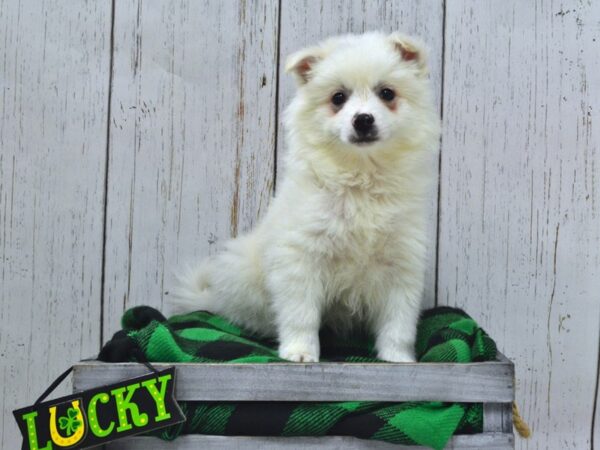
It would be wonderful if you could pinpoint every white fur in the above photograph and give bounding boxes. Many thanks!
[171,32,440,363]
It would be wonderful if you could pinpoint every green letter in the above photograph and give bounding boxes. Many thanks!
[111,383,148,432]
[88,393,114,437]
[141,374,172,422]
[21,411,52,450]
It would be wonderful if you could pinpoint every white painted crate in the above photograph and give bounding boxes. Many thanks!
[73,354,515,449]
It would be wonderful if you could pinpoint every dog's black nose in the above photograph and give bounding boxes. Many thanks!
[353,113,375,135]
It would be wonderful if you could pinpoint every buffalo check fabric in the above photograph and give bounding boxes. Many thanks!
[99,306,497,449]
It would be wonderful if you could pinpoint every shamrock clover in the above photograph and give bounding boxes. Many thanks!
[58,407,82,436]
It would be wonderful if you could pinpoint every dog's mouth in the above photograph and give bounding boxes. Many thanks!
[349,135,379,146]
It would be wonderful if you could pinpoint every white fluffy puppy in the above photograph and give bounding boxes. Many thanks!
[172,32,440,363]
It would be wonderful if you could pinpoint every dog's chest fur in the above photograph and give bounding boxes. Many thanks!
[322,186,394,251]
[303,171,414,280]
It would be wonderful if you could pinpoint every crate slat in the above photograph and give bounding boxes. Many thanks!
[483,403,513,433]
[104,433,514,449]
[73,356,514,403]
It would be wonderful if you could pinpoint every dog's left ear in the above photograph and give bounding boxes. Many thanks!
[285,46,324,85]
[388,33,429,77]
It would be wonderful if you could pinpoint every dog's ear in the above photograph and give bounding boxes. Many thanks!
[388,33,428,76]
[285,46,323,85]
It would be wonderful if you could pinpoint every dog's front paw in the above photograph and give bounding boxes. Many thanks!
[280,350,319,363]
[279,341,319,363]
[377,346,416,363]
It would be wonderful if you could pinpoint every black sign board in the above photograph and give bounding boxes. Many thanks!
[13,367,185,450]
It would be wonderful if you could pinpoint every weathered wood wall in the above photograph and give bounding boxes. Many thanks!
[1,1,598,449]
[0,1,111,448]
[102,0,279,339]
[438,2,600,448]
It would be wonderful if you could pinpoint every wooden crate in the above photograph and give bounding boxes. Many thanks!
[73,354,515,449]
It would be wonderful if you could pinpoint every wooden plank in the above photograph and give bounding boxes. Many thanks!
[105,433,514,450]
[102,0,279,339]
[595,358,599,449]
[439,1,600,449]
[0,0,111,448]
[72,360,514,402]
[484,403,513,433]
[277,0,444,308]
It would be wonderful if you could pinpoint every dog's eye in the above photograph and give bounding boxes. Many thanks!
[331,92,347,106]
[378,88,396,102]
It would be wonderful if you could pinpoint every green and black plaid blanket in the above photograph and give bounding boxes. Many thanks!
[99,306,496,449]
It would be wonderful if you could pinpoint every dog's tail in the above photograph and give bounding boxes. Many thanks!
[169,260,216,314]
[167,236,273,335]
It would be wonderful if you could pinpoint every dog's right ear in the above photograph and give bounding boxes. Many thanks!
[285,46,323,85]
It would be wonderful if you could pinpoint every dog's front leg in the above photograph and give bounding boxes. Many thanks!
[374,285,422,363]
[267,262,323,363]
